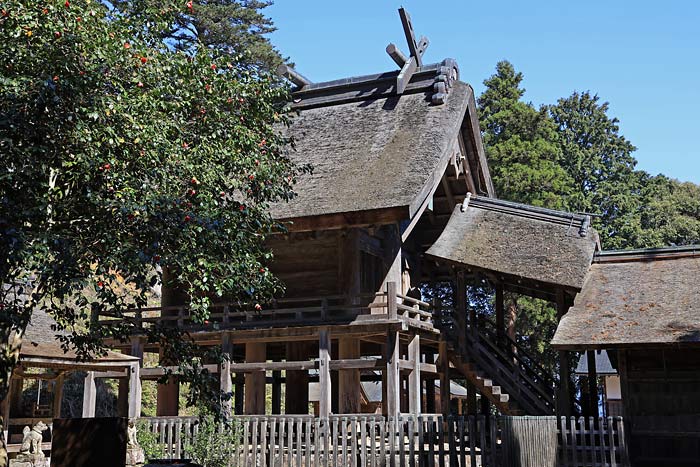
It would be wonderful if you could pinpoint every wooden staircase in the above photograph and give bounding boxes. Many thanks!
[437,307,557,416]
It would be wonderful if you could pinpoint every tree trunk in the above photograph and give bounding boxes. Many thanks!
[0,327,23,467]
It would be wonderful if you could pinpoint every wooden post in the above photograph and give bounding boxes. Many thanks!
[128,362,142,418]
[425,378,436,413]
[495,282,505,341]
[387,282,398,320]
[1,389,10,445]
[318,327,332,418]
[82,371,97,418]
[456,273,468,351]
[244,342,266,414]
[385,330,401,419]
[438,340,451,415]
[221,333,233,417]
[271,370,282,415]
[556,289,572,416]
[587,350,598,417]
[408,334,421,415]
[285,342,309,414]
[466,380,477,415]
[53,373,64,419]
[338,338,361,414]
[234,375,244,415]
[8,377,23,417]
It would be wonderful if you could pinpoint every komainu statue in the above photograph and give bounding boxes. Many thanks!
[125,418,146,467]
[10,421,48,467]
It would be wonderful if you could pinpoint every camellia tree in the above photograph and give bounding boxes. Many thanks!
[0,0,304,462]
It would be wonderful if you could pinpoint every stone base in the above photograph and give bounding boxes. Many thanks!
[10,453,48,467]
[126,445,146,466]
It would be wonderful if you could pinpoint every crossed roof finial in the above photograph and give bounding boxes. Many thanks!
[386,7,430,95]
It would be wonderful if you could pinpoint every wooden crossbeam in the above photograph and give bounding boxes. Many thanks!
[388,7,430,95]
[399,7,423,67]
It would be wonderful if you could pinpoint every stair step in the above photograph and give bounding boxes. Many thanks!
[490,386,502,396]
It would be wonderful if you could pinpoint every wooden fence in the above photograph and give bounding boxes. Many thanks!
[141,414,628,467]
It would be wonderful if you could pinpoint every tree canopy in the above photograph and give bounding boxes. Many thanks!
[0,0,301,460]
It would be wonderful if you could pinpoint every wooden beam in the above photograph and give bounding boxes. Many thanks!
[277,205,409,233]
[338,338,361,414]
[495,282,505,341]
[244,342,266,414]
[52,373,64,419]
[386,43,408,67]
[82,371,96,418]
[276,64,312,88]
[441,177,456,211]
[398,7,423,66]
[230,361,317,373]
[318,327,332,418]
[385,330,401,419]
[271,370,282,415]
[408,335,421,415]
[396,56,417,95]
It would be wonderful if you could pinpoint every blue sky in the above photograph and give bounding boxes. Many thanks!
[267,1,700,184]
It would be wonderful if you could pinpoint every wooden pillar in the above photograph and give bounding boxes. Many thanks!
[480,391,490,415]
[128,362,142,418]
[244,342,266,415]
[425,378,436,413]
[82,371,97,418]
[556,289,572,416]
[8,377,23,417]
[156,361,179,416]
[587,350,598,417]
[408,335,421,415]
[385,330,400,419]
[338,338,361,414]
[318,328,332,418]
[53,373,64,419]
[271,371,282,415]
[285,343,309,414]
[438,340,451,415]
[495,282,505,341]
[234,375,244,415]
[466,380,478,415]
[1,389,10,445]
[221,333,233,417]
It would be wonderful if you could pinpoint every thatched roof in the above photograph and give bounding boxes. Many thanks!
[270,60,493,227]
[426,197,599,292]
[552,246,700,350]
[20,309,137,365]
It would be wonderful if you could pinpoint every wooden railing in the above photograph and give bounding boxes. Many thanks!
[97,282,437,332]
[141,414,628,467]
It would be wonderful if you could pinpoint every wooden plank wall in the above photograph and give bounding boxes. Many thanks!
[142,414,628,467]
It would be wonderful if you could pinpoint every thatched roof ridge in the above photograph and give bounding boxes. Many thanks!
[270,59,493,227]
[552,246,700,349]
[425,197,599,292]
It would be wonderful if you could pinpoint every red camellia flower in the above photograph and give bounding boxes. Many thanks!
[210,63,216,70]
[64,0,69,7]
[97,281,104,288]
[248,174,255,181]
[186,0,193,9]
[76,16,81,21]
[124,42,131,49]
[259,267,265,273]
[136,82,143,88]
[219,191,225,198]
[53,75,59,82]
[140,56,148,64]
[254,159,260,166]
[190,177,198,185]
[254,304,262,311]
[182,142,189,150]
[188,189,196,196]
[184,215,191,222]
[239,205,245,211]
[54,31,61,38]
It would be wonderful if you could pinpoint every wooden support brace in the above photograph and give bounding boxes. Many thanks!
[386,43,408,67]
[438,340,450,415]
[396,56,417,95]
[587,350,598,417]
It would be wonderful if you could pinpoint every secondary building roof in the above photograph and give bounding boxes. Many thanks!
[271,60,493,230]
[426,197,599,294]
[552,246,700,350]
